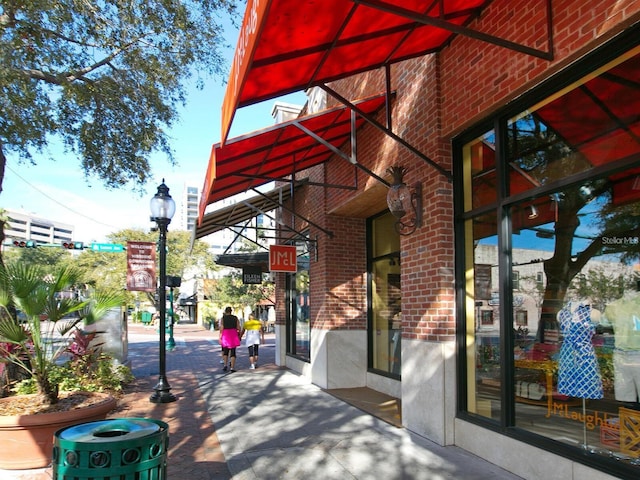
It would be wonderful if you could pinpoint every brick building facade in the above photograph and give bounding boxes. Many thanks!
[200,2,640,478]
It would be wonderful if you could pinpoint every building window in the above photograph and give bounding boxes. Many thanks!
[368,212,401,377]
[480,310,494,326]
[457,43,640,476]
[512,270,520,290]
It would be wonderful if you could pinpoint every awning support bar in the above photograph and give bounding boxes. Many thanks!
[251,188,334,238]
[321,83,454,181]
[292,120,390,187]
[232,172,358,191]
[385,64,392,130]
[227,226,270,252]
[354,0,554,61]
[242,201,310,241]
[223,218,257,255]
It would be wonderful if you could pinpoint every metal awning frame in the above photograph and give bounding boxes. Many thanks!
[243,102,397,239]
[353,0,554,62]
[322,0,553,181]
[249,187,334,239]
[194,183,323,253]
[290,111,392,187]
[199,94,396,249]
[321,78,455,181]
[223,218,264,255]
[229,94,394,193]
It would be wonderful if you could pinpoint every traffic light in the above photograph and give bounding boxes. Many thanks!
[62,241,84,250]
[13,240,37,248]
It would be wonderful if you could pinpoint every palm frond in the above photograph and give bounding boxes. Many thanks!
[82,290,125,325]
[0,261,124,405]
[0,317,29,344]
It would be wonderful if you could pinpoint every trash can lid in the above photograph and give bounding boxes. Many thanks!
[58,419,161,443]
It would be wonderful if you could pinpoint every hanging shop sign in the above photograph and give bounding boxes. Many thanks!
[269,245,297,272]
[243,266,263,284]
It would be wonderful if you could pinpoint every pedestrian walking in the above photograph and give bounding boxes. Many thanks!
[243,313,265,369]
[217,317,224,364]
[220,307,242,372]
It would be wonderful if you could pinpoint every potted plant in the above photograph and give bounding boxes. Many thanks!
[0,262,126,470]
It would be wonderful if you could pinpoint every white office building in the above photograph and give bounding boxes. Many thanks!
[3,209,74,246]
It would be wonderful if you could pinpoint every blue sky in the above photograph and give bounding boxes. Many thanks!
[1,19,306,244]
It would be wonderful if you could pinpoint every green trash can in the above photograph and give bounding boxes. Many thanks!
[141,311,153,325]
[52,418,169,479]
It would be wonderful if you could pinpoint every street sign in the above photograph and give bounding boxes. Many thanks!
[91,243,125,252]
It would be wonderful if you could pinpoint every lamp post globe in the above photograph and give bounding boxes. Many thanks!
[150,182,176,221]
[150,180,177,404]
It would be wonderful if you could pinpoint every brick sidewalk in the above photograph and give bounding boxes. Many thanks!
[0,322,264,479]
[115,322,232,479]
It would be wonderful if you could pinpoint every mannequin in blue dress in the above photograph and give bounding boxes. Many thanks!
[556,302,603,399]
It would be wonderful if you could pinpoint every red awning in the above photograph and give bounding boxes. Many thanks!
[200,93,387,222]
[534,51,640,205]
[470,49,640,241]
[222,0,494,144]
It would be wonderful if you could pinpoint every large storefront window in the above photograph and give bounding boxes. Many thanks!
[368,212,401,376]
[459,44,640,476]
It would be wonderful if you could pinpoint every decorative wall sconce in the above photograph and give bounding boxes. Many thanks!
[527,205,539,219]
[386,166,423,235]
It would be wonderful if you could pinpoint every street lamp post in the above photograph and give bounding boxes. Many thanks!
[149,180,177,404]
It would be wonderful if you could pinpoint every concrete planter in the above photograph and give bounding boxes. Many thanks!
[0,393,116,470]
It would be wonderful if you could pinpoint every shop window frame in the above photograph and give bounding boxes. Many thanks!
[452,26,640,479]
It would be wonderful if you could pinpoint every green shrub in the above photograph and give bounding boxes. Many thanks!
[13,353,133,396]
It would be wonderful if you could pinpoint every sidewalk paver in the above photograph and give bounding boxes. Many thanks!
[0,322,522,480]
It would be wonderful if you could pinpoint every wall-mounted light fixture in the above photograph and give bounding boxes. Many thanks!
[386,166,422,235]
[528,205,539,219]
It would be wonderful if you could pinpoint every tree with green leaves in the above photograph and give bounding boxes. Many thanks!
[507,114,640,341]
[2,227,217,310]
[2,239,69,269]
[568,266,633,314]
[204,271,275,319]
[73,227,217,308]
[0,0,239,245]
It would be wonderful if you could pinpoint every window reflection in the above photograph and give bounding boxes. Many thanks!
[510,185,640,451]
[293,270,310,357]
[463,47,640,469]
[286,246,310,361]
[469,217,502,421]
[369,212,402,376]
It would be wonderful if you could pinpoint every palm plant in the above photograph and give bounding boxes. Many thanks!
[0,262,123,405]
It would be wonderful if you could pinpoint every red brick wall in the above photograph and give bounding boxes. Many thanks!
[441,0,640,136]
[276,0,640,340]
[312,215,367,330]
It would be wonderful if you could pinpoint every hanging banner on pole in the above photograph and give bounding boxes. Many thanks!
[269,244,297,272]
[126,241,156,292]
